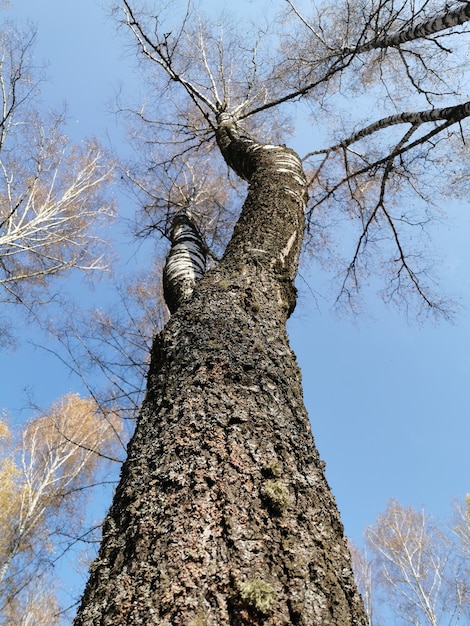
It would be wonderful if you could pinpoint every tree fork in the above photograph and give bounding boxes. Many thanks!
[74,128,368,625]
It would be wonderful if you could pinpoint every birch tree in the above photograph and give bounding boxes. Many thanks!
[455,494,470,557]
[74,0,470,623]
[349,541,375,624]
[0,395,121,624]
[360,498,470,625]
[0,19,114,318]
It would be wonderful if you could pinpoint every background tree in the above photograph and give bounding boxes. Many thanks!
[0,395,121,624]
[73,0,470,624]
[0,18,114,337]
[349,541,374,624]
[351,497,470,625]
[47,259,168,439]
[454,494,470,558]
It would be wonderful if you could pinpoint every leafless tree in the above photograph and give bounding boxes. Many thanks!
[118,0,470,318]
[364,498,470,625]
[349,540,375,623]
[73,1,470,623]
[454,493,470,557]
[0,19,115,316]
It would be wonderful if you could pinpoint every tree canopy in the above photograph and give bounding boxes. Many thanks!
[0,17,114,341]
[2,0,470,621]
[117,0,470,320]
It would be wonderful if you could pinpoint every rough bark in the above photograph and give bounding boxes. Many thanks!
[74,120,368,625]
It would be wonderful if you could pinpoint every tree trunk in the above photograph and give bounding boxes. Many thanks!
[74,119,368,625]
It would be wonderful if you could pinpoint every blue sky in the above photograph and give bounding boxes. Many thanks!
[2,0,470,582]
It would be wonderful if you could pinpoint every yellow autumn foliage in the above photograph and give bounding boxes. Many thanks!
[0,421,21,559]
[0,394,122,623]
[21,394,120,499]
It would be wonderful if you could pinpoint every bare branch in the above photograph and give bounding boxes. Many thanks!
[0,23,115,312]
[352,0,470,53]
